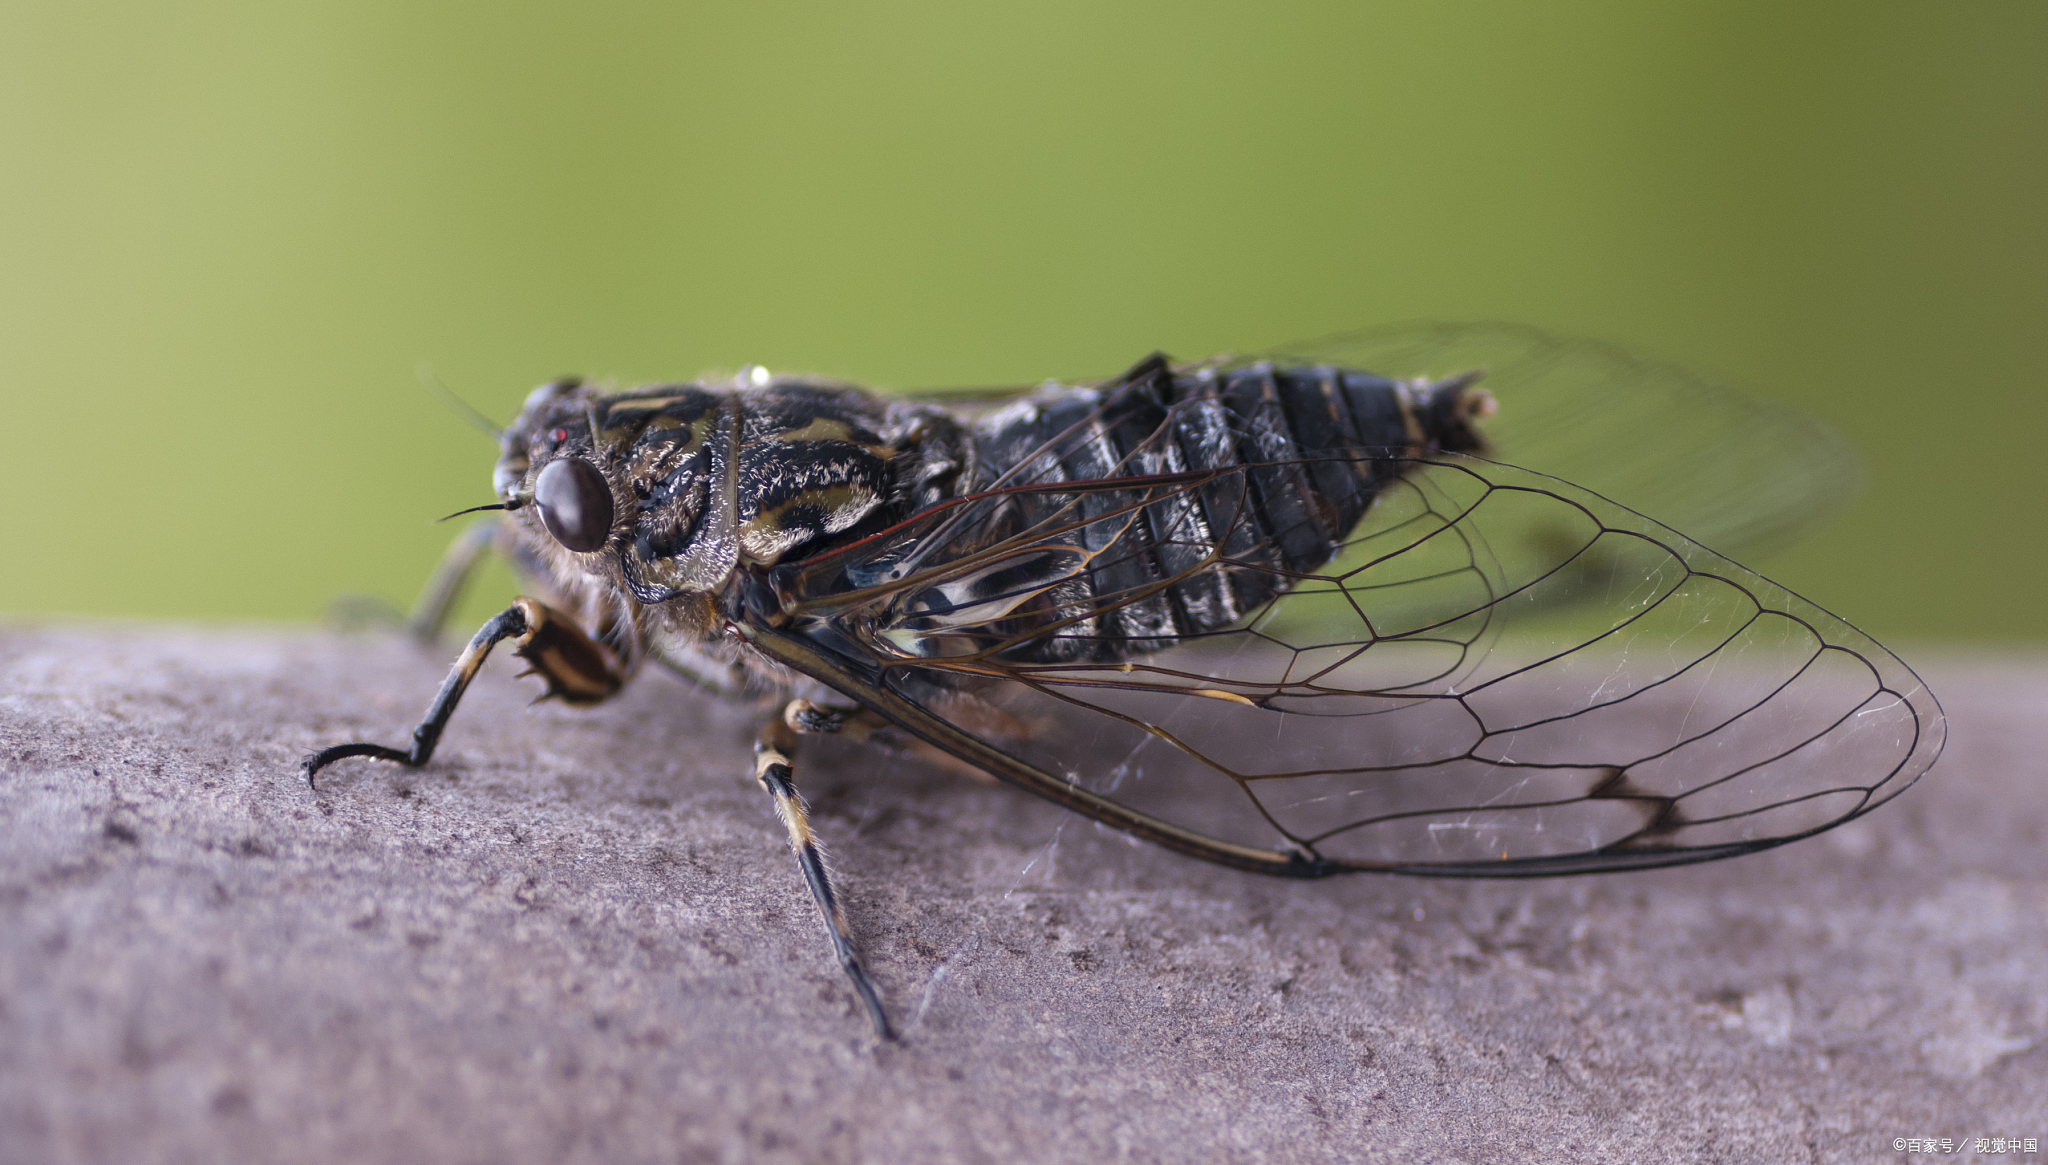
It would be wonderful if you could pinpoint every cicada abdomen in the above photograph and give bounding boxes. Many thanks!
[882,354,1494,665]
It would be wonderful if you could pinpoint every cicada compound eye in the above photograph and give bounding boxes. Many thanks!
[533,457,614,553]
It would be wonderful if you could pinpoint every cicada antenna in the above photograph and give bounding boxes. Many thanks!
[416,364,505,440]
[436,499,524,523]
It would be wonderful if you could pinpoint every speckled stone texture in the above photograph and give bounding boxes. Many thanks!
[0,625,2039,1164]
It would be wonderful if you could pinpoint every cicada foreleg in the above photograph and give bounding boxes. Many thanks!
[327,516,508,641]
[754,710,895,1041]
[303,596,626,790]
[403,516,506,643]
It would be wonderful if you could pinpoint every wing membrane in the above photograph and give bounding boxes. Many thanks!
[756,453,1940,876]
[897,322,1860,562]
[1249,322,1861,560]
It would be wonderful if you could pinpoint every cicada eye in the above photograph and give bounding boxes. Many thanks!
[533,457,614,553]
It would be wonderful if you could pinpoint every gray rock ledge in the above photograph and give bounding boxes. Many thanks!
[0,625,2040,1164]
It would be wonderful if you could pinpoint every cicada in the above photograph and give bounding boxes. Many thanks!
[304,324,1945,1039]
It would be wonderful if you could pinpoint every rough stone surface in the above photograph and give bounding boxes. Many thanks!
[0,624,2040,1164]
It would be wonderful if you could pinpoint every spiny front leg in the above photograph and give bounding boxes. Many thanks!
[304,596,626,790]
[754,712,895,1040]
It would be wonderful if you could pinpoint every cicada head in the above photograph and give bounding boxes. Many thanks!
[495,377,731,601]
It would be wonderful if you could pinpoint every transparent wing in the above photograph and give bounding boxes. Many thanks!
[756,453,1940,875]
[1246,321,1860,561]
[901,323,1860,561]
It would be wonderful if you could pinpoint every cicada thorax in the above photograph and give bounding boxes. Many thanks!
[496,377,971,609]
[923,355,1493,665]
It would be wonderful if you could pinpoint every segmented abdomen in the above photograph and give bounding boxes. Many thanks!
[964,356,1486,664]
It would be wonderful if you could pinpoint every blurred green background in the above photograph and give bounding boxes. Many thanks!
[2,1,2042,642]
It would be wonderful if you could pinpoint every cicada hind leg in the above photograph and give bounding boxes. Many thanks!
[302,597,625,789]
[755,706,896,1041]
